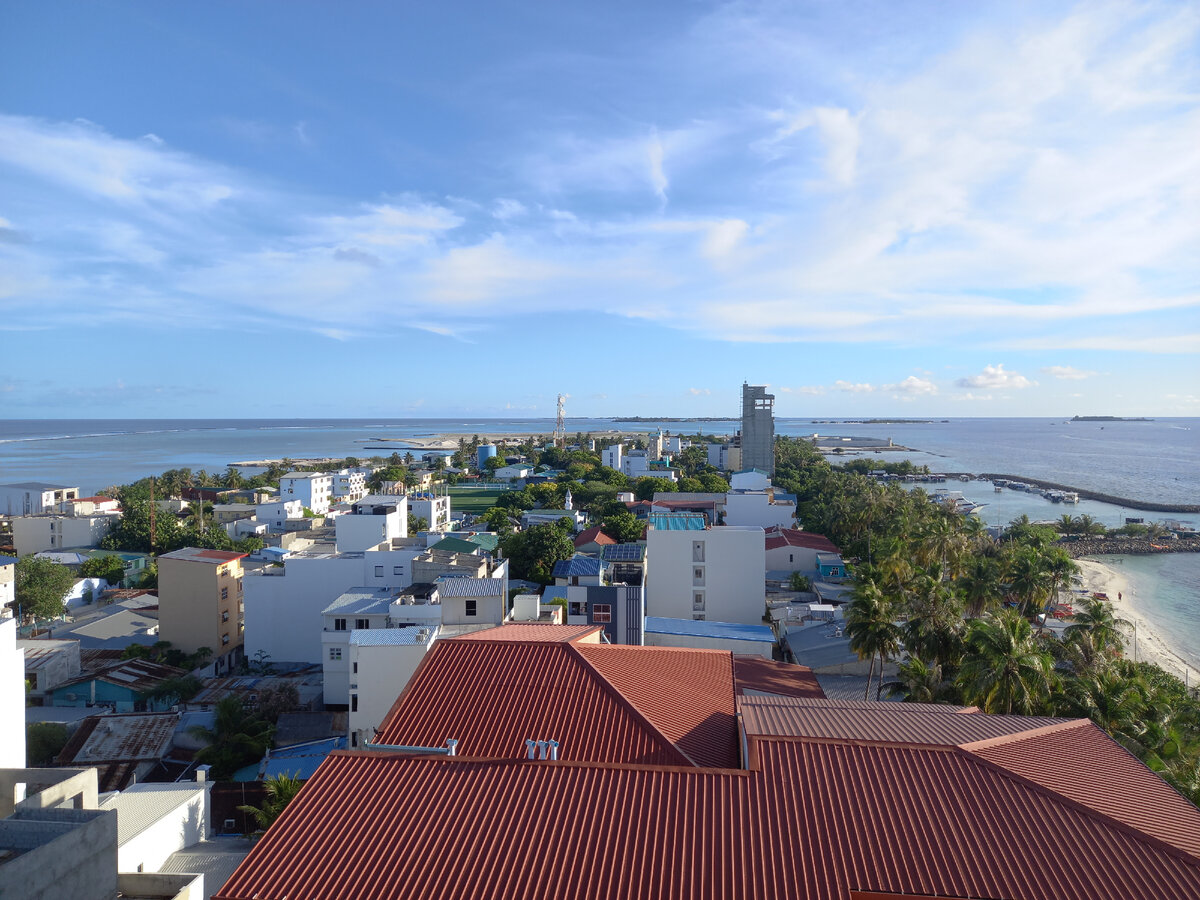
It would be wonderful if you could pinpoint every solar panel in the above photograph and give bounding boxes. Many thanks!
[602,543,646,561]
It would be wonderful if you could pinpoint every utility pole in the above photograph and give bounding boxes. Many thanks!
[149,476,157,552]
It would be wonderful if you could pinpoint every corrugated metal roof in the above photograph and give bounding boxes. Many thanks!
[733,656,824,699]
[573,526,615,548]
[217,738,1200,900]
[433,577,504,598]
[551,556,605,578]
[644,616,774,642]
[57,712,179,766]
[54,658,187,694]
[451,624,600,643]
[763,526,840,552]
[322,586,401,616]
[99,782,207,845]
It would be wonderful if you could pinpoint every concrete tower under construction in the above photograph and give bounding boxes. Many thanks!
[740,382,775,477]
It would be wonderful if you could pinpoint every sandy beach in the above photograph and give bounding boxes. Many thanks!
[1072,557,1200,683]
[353,430,653,451]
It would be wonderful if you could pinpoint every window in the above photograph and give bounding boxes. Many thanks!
[334,618,347,631]
[221,587,229,600]
[465,599,478,617]
[351,694,358,712]
[693,592,705,611]
[789,553,794,563]
[569,601,586,617]
[693,567,705,585]
[593,604,612,624]
[222,611,230,622]
[375,565,384,577]
[222,633,230,645]
[355,618,370,630]
[352,662,358,674]
[329,647,342,661]
[692,541,705,562]
[393,566,403,576]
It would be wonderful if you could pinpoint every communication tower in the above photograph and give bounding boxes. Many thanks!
[554,394,566,448]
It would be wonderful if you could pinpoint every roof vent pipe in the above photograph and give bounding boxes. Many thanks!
[445,739,458,757]
[525,739,538,760]
[548,740,559,761]
[537,740,548,760]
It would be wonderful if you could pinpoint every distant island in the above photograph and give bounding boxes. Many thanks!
[1071,415,1154,422]
[611,416,739,423]
[811,419,946,425]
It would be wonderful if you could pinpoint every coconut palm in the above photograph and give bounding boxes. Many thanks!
[1064,597,1129,657]
[189,696,274,779]
[903,572,966,673]
[1005,547,1052,619]
[883,656,952,704]
[958,555,1003,619]
[238,772,305,836]
[845,579,902,700]
[956,610,1055,715]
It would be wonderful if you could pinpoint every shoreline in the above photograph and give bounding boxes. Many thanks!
[1073,557,1200,683]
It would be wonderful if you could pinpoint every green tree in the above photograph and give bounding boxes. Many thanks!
[238,772,305,836]
[600,511,644,544]
[788,572,811,592]
[408,515,429,533]
[143,675,203,706]
[14,556,75,621]
[956,610,1055,714]
[189,696,274,779]
[101,498,183,554]
[78,554,127,587]
[480,506,516,533]
[500,522,576,584]
[26,722,69,766]
[844,579,901,700]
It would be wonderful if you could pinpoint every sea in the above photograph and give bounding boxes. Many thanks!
[1,416,1197,670]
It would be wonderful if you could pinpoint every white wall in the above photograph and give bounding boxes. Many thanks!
[109,784,208,874]
[602,445,623,470]
[0,613,27,767]
[408,496,451,531]
[279,474,334,514]
[256,499,303,529]
[645,628,772,659]
[350,634,436,748]
[730,471,771,491]
[13,515,118,556]
[724,492,795,529]
[335,510,401,552]
[646,526,766,626]
[765,543,822,573]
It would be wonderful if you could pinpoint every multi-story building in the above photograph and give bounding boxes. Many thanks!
[0,607,24,767]
[256,498,305,531]
[334,495,408,552]
[0,555,17,610]
[0,482,80,516]
[561,583,644,644]
[645,512,766,626]
[407,492,451,531]
[740,382,775,477]
[279,472,335,514]
[332,469,368,503]
[157,548,247,673]
[601,443,622,471]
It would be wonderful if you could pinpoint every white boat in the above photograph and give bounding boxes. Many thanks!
[1061,492,1079,503]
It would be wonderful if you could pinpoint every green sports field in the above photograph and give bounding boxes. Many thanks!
[447,486,508,514]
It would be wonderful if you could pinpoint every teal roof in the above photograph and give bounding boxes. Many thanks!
[648,512,707,531]
[431,537,482,554]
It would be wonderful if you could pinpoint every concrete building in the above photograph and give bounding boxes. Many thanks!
[560,583,644,644]
[19,638,82,705]
[435,575,508,627]
[320,587,408,706]
[332,469,368,503]
[407,492,451,531]
[157,548,247,673]
[411,549,506,586]
[601,444,623,471]
[552,556,607,587]
[740,382,775,477]
[256,499,305,531]
[348,626,440,748]
[0,555,16,610]
[724,489,796,529]
[279,472,335,515]
[645,512,766,626]
[335,495,408,553]
[0,482,80,517]
[11,513,119,556]
[98,780,210,876]
[0,609,25,768]
[763,527,841,575]
[519,508,587,531]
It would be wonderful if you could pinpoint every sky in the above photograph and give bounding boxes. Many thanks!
[0,0,1197,419]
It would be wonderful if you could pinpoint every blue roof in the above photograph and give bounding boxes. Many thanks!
[551,556,605,578]
[233,736,348,782]
[541,586,568,602]
[647,512,707,531]
[0,555,17,567]
[644,617,775,643]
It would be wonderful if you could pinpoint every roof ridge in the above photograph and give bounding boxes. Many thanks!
[568,644,698,767]
[959,729,1200,869]
[957,717,1087,750]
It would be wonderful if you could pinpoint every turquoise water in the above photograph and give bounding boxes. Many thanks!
[1098,553,1200,676]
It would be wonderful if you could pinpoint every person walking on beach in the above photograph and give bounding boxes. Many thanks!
[1118,592,1122,601]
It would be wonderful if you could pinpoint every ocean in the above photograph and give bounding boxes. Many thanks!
[2,416,1197,670]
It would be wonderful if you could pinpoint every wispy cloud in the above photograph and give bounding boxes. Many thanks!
[956,364,1036,389]
[1042,365,1098,380]
[834,380,875,393]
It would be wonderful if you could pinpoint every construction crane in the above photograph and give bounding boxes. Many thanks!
[554,393,566,448]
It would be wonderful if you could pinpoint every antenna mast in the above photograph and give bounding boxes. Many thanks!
[554,394,566,448]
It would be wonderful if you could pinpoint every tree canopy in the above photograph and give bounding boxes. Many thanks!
[14,556,74,620]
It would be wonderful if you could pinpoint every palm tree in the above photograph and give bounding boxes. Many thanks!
[845,579,902,700]
[958,555,1003,618]
[1060,667,1149,751]
[1057,514,1078,536]
[883,656,949,704]
[1064,597,1129,657]
[189,696,274,779]
[238,772,305,836]
[904,572,966,673]
[956,610,1055,715]
[1006,547,1051,619]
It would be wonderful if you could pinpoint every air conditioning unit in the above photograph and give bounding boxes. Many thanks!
[224,818,237,832]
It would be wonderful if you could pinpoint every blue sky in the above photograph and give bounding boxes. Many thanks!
[1,0,1197,418]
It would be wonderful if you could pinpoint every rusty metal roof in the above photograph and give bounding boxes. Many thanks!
[217,735,1200,900]
[374,639,738,767]
[733,655,825,699]
[57,712,179,767]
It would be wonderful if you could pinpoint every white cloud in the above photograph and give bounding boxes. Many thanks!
[1042,365,1098,380]
[883,376,938,395]
[688,387,711,395]
[834,380,875,393]
[956,364,1036,389]
[493,198,527,220]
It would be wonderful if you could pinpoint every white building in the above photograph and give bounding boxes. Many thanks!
[321,587,407,706]
[0,556,15,611]
[493,465,531,481]
[730,469,772,491]
[98,781,210,875]
[279,472,335,514]
[349,625,439,749]
[11,513,118,556]
[335,495,408,552]
[764,526,841,574]
[644,513,766,626]
[706,444,741,472]
[332,469,368,503]
[724,490,796,530]
[407,493,451,532]
[243,544,426,665]
[434,576,508,626]
[622,452,679,482]
[0,482,80,516]
[0,608,26,768]
[601,444,623,471]
[256,499,305,531]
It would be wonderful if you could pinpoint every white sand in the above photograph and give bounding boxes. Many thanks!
[1072,557,1199,683]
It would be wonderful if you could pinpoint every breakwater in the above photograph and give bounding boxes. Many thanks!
[1060,536,1200,559]
[976,473,1200,513]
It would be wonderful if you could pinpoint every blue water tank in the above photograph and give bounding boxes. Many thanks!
[477,444,498,470]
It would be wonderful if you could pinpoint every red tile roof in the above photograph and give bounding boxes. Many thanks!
[218,728,1200,900]
[374,639,739,767]
[450,624,603,643]
[764,526,840,553]
[733,656,824,699]
[572,525,616,548]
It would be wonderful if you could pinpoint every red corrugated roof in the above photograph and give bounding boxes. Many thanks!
[218,735,1200,900]
[733,656,824,699]
[451,624,603,643]
[764,526,840,553]
[573,525,616,548]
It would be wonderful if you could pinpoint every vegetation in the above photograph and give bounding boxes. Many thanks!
[500,520,576,584]
[188,696,274,779]
[13,556,75,621]
[238,772,305,836]
[773,435,1200,806]
[78,554,127,587]
[121,640,213,672]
